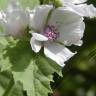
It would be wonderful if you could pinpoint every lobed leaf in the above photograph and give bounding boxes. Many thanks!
[0,39,62,96]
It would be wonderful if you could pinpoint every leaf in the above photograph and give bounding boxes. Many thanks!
[0,71,11,96]
[19,0,40,9]
[0,37,18,71]
[3,80,24,96]
[0,0,8,9]
[0,38,62,96]
[0,0,39,9]
[0,71,24,96]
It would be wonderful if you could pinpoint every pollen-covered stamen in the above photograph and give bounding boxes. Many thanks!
[43,25,59,41]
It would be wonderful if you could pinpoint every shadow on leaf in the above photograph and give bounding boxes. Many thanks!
[3,40,36,72]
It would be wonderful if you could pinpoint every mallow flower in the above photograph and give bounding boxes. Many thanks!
[60,0,96,18]
[0,0,29,38]
[29,5,85,67]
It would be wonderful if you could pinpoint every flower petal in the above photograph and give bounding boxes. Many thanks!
[71,0,87,4]
[48,7,85,46]
[60,0,87,4]
[64,40,83,46]
[65,3,96,18]
[32,32,48,41]
[30,5,53,32]
[30,37,41,53]
[6,0,21,13]
[5,10,29,38]
[0,0,29,38]
[44,43,76,67]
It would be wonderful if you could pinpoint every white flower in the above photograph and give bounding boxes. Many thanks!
[60,0,96,18]
[0,0,29,38]
[30,5,85,67]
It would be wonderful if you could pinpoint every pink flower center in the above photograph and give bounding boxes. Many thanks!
[43,25,59,41]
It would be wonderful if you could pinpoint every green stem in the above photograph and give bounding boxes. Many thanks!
[53,0,63,7]
[39,0,43,4]
[39,0,63,7]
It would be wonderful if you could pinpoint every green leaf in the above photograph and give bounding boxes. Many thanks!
[0,71,24,96]
[0,0,8,9]
[3,80,24,96]
[0,38,62,96]
[0,0,39,9]
[0,37,18,71]
[0,71,11,96]
[19,0,40,9]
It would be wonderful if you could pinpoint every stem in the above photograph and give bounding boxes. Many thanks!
[39,0,44,4]
[39,0,63,7]
[50,0,63,7]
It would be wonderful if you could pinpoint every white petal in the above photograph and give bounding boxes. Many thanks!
[32,32,48,41]
[59,0,96,18]
[71,0,87,4]
[60,0,87,4]
[5,10,29,38]
[66,3,96,18]
[30,37,41,53]
[74,40,83,46]
[0,0,29,38]
[0,11,8,36]
[30,5,53,32]
[64,40,83,46]
[48,7,85,46]
[44,43,76,67]
[6,0,21,13]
